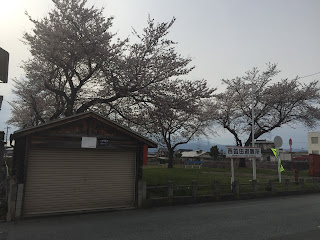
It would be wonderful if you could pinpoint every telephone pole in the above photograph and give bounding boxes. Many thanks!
[252,78,256,180]
[5,126,10,143]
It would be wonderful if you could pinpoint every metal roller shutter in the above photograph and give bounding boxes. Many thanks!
[23,148,136,216]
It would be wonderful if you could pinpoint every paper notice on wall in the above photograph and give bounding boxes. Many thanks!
[81,137,97,148]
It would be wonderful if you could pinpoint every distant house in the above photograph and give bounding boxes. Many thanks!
[181,150,213,162]
[156,148,169,158]
[254,140,275,161]
[308,132,320,154]
[175,149,193,155]
[147,155,161,165]
[278,150,292,162]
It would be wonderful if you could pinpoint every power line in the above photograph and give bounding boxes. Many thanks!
[297,71,320,80]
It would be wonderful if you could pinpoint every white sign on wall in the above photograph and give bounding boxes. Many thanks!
[81,137,97,148]
[226,146,261,158]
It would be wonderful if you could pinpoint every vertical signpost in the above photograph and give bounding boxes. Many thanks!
[226,146,261,187]
[274,136,283,183]
[231,158,234,184]
[289,138,293,171]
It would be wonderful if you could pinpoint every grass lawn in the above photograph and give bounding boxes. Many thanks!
[142,165,310,197]
[143,165,309,186]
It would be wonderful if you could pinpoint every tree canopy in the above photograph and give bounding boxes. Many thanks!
[8,0,217,169]
[9,0,194,128]
[215,63,320,147]
[137,79,215,168]
[209,145,220,160]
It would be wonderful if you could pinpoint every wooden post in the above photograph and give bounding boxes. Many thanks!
[168,181,173,198]
[142,181,146,200]
[252,180,257,196]
[269,179,275,194]
[312,178,318,191]
[284,179,290,191]
[299,178,305,191]
[277,147,281,183]
[138,180,146,208]
[192,180,197,198]
[15,184,24,219]
[213,181,220,200]
[6,179,16,221]
[233,180,240,199]
[231,158,235,184]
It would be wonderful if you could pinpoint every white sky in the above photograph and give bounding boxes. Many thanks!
[0,0,320,149]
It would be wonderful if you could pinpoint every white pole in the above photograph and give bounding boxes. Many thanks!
[231,158,235,190]
[277,148,281,183]
[252,79,256,180]
[231,158,235,183]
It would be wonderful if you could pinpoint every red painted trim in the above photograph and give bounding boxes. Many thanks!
[143,145,148,165]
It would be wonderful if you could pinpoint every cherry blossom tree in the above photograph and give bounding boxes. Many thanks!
[137,79,215,168]
[215,63,320,146]
[9,0,193,127]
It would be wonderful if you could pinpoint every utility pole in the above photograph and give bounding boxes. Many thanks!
[0,47,9,168]
[5,126,10,143]
[252,78,256,180]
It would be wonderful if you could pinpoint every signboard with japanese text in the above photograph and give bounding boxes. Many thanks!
[226,146,261,158]
[98,138,108,146]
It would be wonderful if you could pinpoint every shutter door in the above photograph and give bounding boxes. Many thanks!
[23,148,136,216]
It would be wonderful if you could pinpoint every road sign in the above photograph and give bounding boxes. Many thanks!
[226,146,261,158]
[289,138,292,147]
[0,47,9,83]
[274,136,283,148]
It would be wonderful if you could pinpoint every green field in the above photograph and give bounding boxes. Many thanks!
[142,165,309,186]
[142,166,310,198]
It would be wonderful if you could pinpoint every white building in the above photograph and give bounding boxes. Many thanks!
[308,132,320,154]
[181,150,213,162]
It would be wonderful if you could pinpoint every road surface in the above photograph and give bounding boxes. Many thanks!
[0,194,320,239]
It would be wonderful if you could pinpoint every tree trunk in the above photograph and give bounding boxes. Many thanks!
[168,149,174,168]
[239,142,253,168]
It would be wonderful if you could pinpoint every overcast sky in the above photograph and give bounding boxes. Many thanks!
[1,0,320,149]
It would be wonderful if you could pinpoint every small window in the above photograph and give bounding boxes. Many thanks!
[311,137,318,144]
[312,150,319,155]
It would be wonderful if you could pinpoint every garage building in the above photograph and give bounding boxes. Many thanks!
[8,112,156,219]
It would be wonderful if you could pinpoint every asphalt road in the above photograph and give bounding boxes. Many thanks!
[1,194,320,240]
